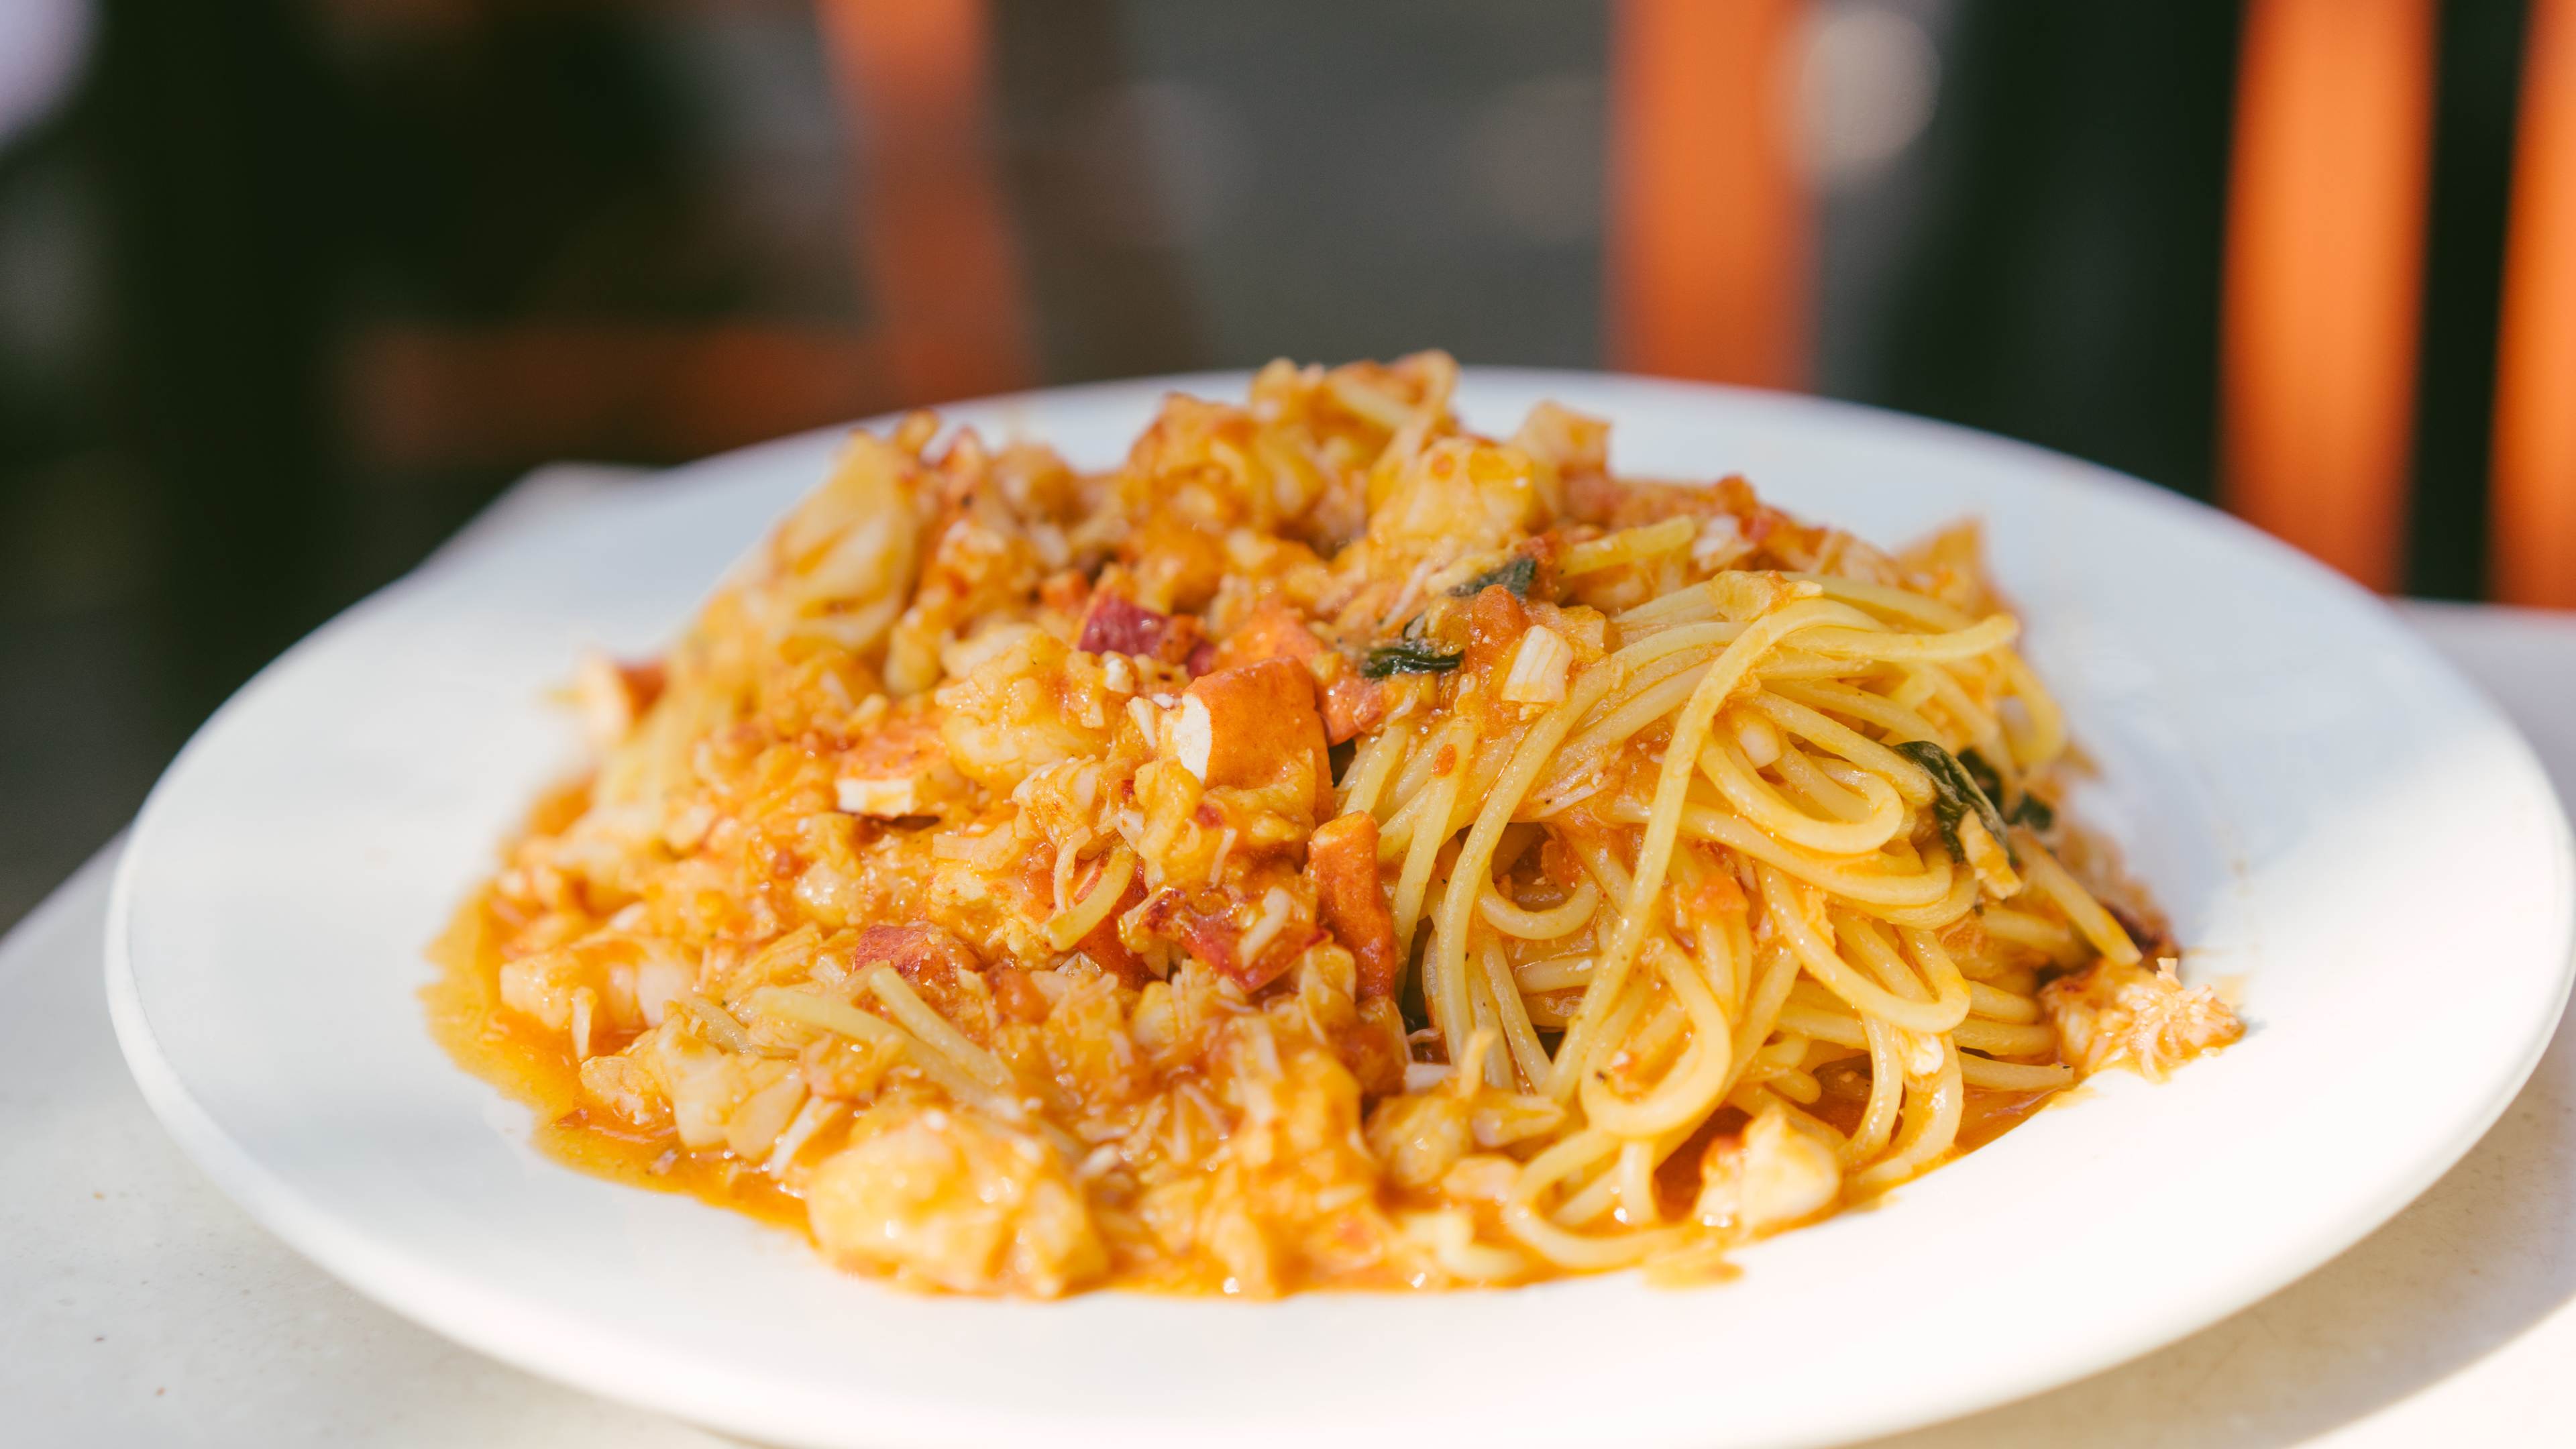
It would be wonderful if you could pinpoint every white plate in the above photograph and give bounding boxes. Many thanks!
[108,372,2576,1449]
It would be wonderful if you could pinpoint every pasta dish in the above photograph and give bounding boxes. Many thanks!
[429,354,2240,1296]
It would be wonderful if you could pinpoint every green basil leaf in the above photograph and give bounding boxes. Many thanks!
[1962,746,2055,835]
[1958,748,2005,807]
[1894,739,2017,865]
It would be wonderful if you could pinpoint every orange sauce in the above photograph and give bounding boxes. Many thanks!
[423,888,814,1236]
[424,853,2087,1290]
[1646,1079,2070,1217]
[1954,1085,2072,1152]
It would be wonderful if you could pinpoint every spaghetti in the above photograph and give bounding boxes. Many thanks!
[431,354,2241,1297]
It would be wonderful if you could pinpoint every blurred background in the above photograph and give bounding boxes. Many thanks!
[0,0,2565,925]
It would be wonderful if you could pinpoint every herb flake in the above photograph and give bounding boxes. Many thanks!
[1362,641,1463,678]
[1449,555,1537,599]
[1398,929,1433,1036]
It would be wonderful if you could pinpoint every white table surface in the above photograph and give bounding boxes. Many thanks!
[9,472,2575,1446]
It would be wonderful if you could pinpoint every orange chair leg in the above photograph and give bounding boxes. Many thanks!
[2219,0,2435,590]
[815,0,1037,405]
[2493,0,2576,607]
[1605,0,1810,390]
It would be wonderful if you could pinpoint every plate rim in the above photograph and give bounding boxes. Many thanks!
[105,368,2576,1449]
